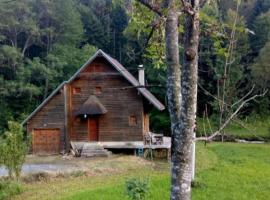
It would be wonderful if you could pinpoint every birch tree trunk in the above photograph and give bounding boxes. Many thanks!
[165,1,184,199]
[136,0,201,199]
[169,0,200,199]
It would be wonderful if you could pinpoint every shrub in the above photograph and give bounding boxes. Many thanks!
[0,121,27,180]
[0,180,22,200]
[125,178,149,200]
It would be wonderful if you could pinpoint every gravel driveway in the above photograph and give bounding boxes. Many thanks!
[0,163,81,177]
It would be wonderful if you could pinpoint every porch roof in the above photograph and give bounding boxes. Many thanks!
[75,95,107,116]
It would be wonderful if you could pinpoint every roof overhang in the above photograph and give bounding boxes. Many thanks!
[75,95,107,116]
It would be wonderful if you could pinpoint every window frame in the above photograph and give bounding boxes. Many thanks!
[129,115,137,126]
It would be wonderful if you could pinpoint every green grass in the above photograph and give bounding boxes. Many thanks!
[0,180,22,200]
[224,119,270,140]
[197,117,270,140]
[192,143,270,200]
[13,143,270,200]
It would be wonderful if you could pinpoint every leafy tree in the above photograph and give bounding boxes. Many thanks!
[250,42,270,116]
[251,42,270,89]
[0,0,39,57]
[0,121,27,180]
[250,10,270,56]
[0,0,92,131]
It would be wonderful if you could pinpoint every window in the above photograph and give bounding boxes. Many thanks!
[73,87,81,94]
[94,86,102,95]
[129,115,137,126]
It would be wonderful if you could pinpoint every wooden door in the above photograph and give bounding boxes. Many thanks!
[32,129,60,154]
[88,118,98,141]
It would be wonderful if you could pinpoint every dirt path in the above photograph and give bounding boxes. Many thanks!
[0,163,80,177]
[0,154,156,177]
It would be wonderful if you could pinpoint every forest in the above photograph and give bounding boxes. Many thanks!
[0,0,269,136]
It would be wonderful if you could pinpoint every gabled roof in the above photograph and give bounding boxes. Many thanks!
[75,95,107,116]
[22,49,165,125]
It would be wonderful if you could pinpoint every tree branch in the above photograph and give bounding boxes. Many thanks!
[22,35,32,57]
[136,0,164,16]
[180,0,195,15]
[196,89,268,141]
[142,17,164,54]
[231,85,255,107]
[232,118,265,141]
[198,83,231,106]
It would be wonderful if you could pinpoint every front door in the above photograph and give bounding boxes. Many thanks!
[88,118,98,141]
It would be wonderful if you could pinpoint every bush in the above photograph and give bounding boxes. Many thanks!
[0,180,22,200]
[125,178,149,200]
[0,121,27,180]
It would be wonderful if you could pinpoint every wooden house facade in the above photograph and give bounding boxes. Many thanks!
[23,50,165,154]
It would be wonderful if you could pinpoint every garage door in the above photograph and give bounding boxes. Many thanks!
[32,129,61,154]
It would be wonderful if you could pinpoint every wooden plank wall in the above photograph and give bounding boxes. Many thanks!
[27,91,65,151]
[70,57,144,141]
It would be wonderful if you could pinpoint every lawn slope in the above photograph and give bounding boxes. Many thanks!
[12,143,270,200]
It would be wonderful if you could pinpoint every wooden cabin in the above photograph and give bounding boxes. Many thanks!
[23,49,165,155]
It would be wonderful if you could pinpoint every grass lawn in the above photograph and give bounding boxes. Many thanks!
[197,117,270,140]
[12,143,270,200]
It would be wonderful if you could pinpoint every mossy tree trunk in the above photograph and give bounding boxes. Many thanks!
[136,0,202,199]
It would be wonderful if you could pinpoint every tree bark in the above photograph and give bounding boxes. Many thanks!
[135,0,201,199]
[170,0,200,199]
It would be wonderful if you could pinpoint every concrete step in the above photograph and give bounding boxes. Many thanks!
[82,144,104,150]
[81,152,111,157]
[83,153,110,158]
[81,150,110,154]
[81,144,111,157]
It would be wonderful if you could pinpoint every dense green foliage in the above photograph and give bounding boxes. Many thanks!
[11,143,270,200]
[0,121,27,180]
[0,0,269,135]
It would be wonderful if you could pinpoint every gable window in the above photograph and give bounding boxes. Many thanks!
[129,115,137,126]
[73,87,81,94]
[94,86,102,95]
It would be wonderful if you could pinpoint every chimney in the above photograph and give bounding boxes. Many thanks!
[138,64,145,86]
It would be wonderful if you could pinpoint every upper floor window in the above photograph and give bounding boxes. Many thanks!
[129,115,137,126]
[94,86,102,95]
[73,87,81,94]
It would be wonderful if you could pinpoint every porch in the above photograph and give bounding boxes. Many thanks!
[70,137,171,158]
[71,137,171,150]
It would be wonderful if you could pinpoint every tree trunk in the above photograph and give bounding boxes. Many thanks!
[135,0,201,199]
[169,0,200,199]
[164,1,184,199]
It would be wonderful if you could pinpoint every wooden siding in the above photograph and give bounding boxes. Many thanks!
[27,90,65,152]
[70,57,144,141]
